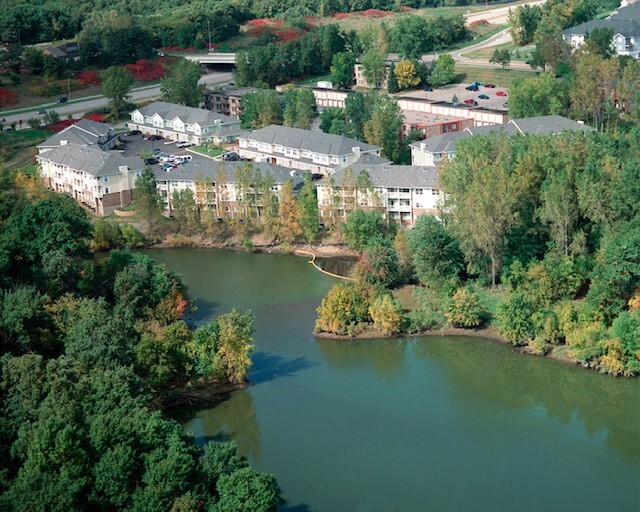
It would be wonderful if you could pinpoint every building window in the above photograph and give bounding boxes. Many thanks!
[104,187,110,194]
[400,188,410,194]
[415,189,423,195]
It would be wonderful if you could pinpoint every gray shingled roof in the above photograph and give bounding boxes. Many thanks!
[409,131,470,153]
[353,152,393,166]
[563,19,640,37]
[37,144,142,177]
[134,101,238,126]
[329,165,439,189]
[610,2,640,21]
[509,115,596,135]
[38,119,113,148]
[242,125,381,156]
[154,160,305,189]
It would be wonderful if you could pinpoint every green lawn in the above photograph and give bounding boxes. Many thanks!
[464,41,534,61]
[191,145,225,158]
[294,74,333,86]
[454,65,536,88]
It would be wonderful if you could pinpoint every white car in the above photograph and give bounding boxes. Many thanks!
[176,141,194,148]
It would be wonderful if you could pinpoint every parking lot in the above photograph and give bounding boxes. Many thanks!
[117,132,212,167]
[397,82,509,112]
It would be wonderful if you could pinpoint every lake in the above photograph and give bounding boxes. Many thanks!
[145,248,640,512]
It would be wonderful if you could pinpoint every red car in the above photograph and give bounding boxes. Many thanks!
[464,99,478,106]
[496,91,507,97]
[484,83,496,88]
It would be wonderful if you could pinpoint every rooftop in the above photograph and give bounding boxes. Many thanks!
[38,119,113,149]
[154,160,305,189]
[36,144,142,177]
[329,164,439,189]
[241,125,381,156]
[133,101,238,126]
[402,110,471,126]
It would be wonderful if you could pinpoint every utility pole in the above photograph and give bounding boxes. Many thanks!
[208,21,212,53]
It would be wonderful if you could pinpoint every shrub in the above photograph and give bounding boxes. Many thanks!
[77,71,101,86]
[315,283,372,336]
[124,59,167,82]
[496,292,536,345]
[565,322,607,363]
[0,88,19,108]
[445,287,487,328]
[369,294,405,335]
[598,338,627,376]
[406,308,445,333]
[531,309,561,344]
[356,236,400,288]
[528,336,551,356]
[120,224,146,248]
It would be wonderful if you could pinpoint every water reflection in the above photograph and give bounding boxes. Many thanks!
[412,336,640,460]
[318,338,408,381]
[250,351,317,384]
[189,390,262,463]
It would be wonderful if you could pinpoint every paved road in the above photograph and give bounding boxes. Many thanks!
[452,28,534,70]
[1,71,233,130]
[465,0,546,25]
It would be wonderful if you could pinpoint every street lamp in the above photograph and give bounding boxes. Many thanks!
[208,21,212,53]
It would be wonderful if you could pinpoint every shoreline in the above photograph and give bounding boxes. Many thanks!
[315,326,584,369]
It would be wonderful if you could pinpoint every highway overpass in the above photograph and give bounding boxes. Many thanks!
[180,53,236,65]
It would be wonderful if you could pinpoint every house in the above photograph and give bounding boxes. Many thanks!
[128,101,246,145]
[203,87,262,119]
[563,2,640,58]
[237,125,383,176]
[37,119,118,154]
[43,42,80,60]
[36,144,142,215]
[410,115,596,165]
[154,160,304,218]
[317,164,442,227]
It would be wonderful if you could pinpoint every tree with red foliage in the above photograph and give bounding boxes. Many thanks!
[0,88,19,108]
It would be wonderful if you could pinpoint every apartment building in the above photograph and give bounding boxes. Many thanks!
[203,87,262,119]
[317,164,442,227]
[398,96,509,127]
[154,160,303,218]
[36,144,142,215]
[563,2,640,59]
[37,119,118,154]
[411,115,595,165]
[237,125,382,175]
[402,111,474,138]
[128,101,245,145]
[354,61,394,89]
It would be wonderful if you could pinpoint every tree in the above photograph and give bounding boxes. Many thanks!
[369,294,405,335]
[344,91,373,140]
[315,283,371,335]
[357,236,400,288]
[320,108,346,135]
[387,63,399,94]
[240,91,282,129]
[360,49,386,88]
[215,468,281,512]
[440,134,528,286]
[101,66,134,116]
[617,60,640,122]
[172,189,199,230]
[508,4,542,45]
[393,60,420,91]
[136,166,162,231]
[330,52,355,89]
[409,215,464,286]
[277,180,302,243]
[282,88,316,129]
[490,49,511,69]
[341,210,386,251]
[391,16,427,60]
[297,174,318,243]
[161,59,203,107]
[529,20,570,73]
[428,54,456,88]
[215,309,255,385]
[363,95,404,162]
[509,73,569,118]
[584,27,614,59]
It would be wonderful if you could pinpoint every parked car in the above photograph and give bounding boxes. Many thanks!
[37,110,47,115]
[143,157,158,165]
[126,130,141,136]
[478,94,489,100]
[150,135,163,141]
[465,85,478,91]
[57,97,68,103]
[463,99,478,106]
[153,148,161,153]
[222,152,239,161]
[471,81,483,87]
[496,91,507,97]
[176,141,194,148]
[484,84,496,88]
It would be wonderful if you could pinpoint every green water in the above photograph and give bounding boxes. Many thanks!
[146,248,640,512]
